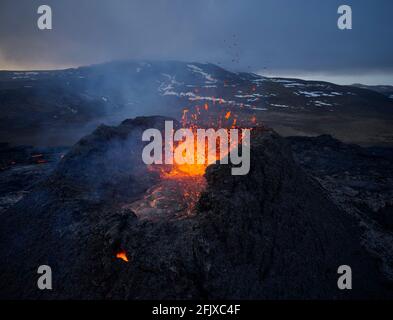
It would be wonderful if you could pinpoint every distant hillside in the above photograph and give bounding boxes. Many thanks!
[352,83,393,99]
[1,60,393,146]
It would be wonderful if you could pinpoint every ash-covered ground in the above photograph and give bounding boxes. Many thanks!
[0,116,392,299]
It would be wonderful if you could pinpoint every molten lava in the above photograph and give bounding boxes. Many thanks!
[163,133,215,178]
[116,250,129,262]
[130,100,260,220]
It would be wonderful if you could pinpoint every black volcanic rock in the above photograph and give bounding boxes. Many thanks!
[0,116,173,299]
[193,131,391,299]
[287,135,393,282]
[47,116,174,202]
[0,117,392,299]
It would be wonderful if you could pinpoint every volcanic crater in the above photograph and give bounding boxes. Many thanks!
[0,116,392,299]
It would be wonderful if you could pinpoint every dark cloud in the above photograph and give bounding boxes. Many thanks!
[0,0,392,75]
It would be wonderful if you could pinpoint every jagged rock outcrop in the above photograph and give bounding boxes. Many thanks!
[0,117,391,299]
[288,134,393,284]
[193,131,390,299]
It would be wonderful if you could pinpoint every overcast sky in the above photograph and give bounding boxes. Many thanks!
[0,0,392,84]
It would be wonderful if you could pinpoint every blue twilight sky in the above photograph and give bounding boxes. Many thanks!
[0,0,392,84]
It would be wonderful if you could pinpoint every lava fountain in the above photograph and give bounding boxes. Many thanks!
[126,102,258,221]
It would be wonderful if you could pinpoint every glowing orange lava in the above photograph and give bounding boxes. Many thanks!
[116,250,129,262]
[143,101,258,217]
[159,104,253,179]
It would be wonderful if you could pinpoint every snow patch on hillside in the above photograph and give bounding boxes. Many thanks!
[297,90,343,98]
[270,104,291,108]
[159,74,182,95]
[314,101,333,107]
[187,64,217,83]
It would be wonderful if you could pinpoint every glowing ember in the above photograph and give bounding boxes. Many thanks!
[116,250,129,262]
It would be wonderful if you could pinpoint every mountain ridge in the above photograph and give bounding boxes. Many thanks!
[1,60,393,146]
